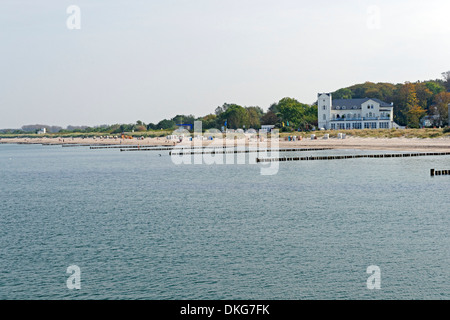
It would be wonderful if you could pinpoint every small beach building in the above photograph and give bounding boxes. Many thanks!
[318,93,399,130]
[37,128,46,134]
[260,125,275,133]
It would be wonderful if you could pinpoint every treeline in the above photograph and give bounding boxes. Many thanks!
[332,71,450,128]
[6,98,318,134]
[4,72,449,134]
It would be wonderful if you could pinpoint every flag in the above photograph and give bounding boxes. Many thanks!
[287,121,289,126]
[224,121,227,127]
[282,122,285,127]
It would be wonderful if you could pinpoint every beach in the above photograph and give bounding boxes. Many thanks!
[1,135,450,152]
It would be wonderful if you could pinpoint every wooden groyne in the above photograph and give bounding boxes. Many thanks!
[431,169,450,176]
[62,144,103,147]
[167,148,332,155]
[119,147,332,154]
[257,152,450,162]
[90,145,176,150]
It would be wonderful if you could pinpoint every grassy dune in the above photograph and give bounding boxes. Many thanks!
[279,128,450,139]
[1,128,449,140]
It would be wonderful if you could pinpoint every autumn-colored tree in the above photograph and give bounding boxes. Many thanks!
[415,82,433,110]
[403,82,426,128]
[433,92,450,126]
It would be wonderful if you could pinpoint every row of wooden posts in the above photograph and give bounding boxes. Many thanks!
[256,152,450,162]
[167,148,331,155]
[430,169,450,176]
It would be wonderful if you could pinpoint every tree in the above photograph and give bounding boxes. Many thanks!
[261,111,279,125]
[220,104,248,129]
[135,125,147,132]
[156,119,176,130]
[415,82,433,110]
[433,92,450,126]
[442,71,450,91]
[268,103,279,114]
[425,81,445,95]
[332,88,353,99]
[275,97,316,130]
[172,114,195,125]
[146,123,157,130]
[245,107,263,129]
[200,114,217,130]
[403,83,425,128]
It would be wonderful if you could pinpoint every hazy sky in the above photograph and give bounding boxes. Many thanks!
[1,0,449,128]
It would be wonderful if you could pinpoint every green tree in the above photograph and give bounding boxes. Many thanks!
[332,88,353,99]
[246,106,263,129]
[261,110,279,125]
[200,114,217,130]
[156,119,176,130]
[221,104,248,129]
[275,97,316,130]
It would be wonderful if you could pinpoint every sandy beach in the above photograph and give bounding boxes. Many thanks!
[1,136,450,152]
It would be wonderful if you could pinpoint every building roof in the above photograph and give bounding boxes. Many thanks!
[331,98,392,110]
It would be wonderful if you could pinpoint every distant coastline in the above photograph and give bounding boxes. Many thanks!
[1,129,449,153]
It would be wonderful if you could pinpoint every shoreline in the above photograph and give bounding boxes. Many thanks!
[1,136,450,152]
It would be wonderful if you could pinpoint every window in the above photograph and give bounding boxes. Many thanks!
[323,105,326,110]
[353,123,362,129]
[346,123,351,129]
[364,122,370,129]
[331,123,336,130]
[323,114,326,120]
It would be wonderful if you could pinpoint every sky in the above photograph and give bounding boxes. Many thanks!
[0,0,449,128]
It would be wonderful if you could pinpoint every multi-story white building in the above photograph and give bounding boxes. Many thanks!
[318,93,396,130]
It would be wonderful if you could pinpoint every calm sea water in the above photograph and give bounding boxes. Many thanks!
[0,143,449,300]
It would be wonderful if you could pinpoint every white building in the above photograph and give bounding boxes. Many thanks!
[260,125,275,133]
[318,93,396,130]
[37,128,46,134]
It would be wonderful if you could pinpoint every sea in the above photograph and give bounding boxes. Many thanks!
[0,143,449,300]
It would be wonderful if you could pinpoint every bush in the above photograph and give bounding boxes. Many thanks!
[443,127,450,134]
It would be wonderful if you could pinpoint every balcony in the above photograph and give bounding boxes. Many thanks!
[331,117,391,121]
[332,118,362,121]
